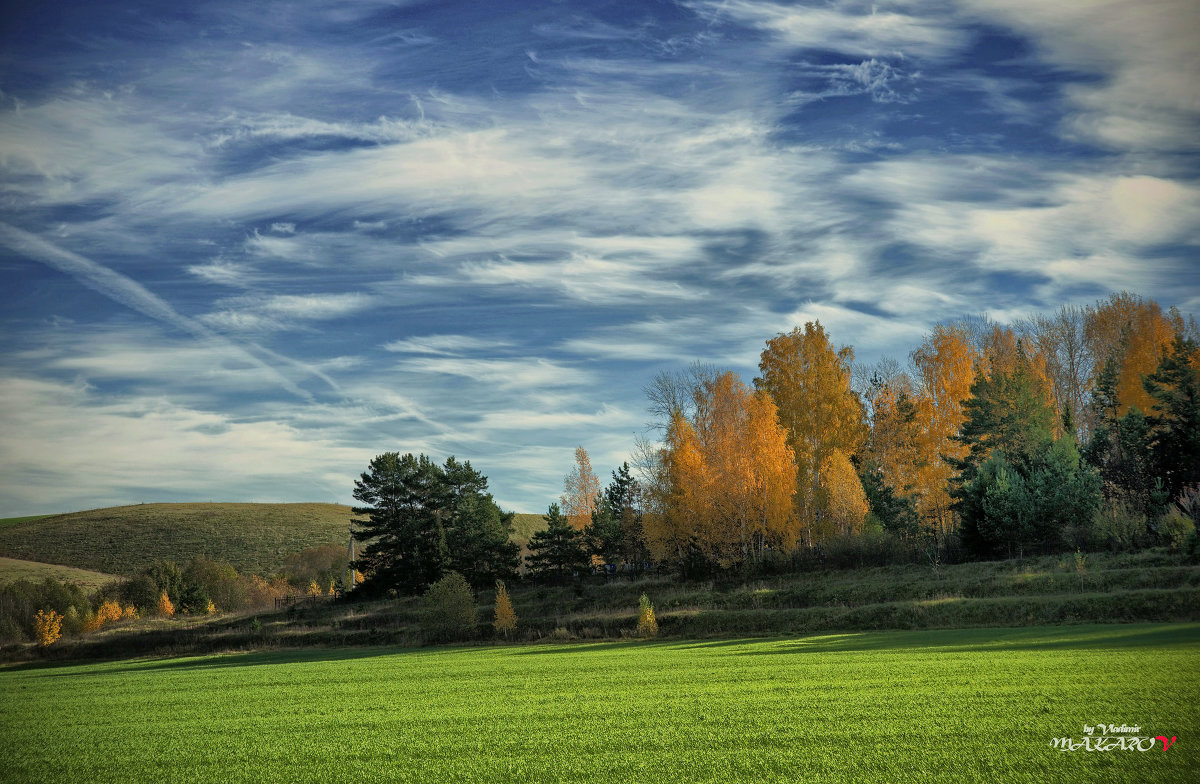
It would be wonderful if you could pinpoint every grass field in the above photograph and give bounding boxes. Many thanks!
[1,624,1195,783]
[0,515,51,528]
[0,557,120,592]
[0,503,355,576]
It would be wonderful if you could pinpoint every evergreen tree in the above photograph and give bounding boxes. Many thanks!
[441,457,521,588]
[526,504,589,584]
[584,462,646,570]
[353,452,448,595]
[953,345,1100,556]
[1084,356,1161,516]
[1143,333,1200,500]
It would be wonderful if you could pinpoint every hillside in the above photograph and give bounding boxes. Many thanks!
[509,513,546,547]
[0,503,354,577]
[0,557,121,591]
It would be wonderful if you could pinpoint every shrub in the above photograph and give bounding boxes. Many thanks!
[637,593,658,638]
[493,580,517,640]
[306,580,323,598]
[33,608,63,647]
[1157,507,1195,551]
[157,591,175,617]
[421,572,477,643]
[1091,500,1148,551]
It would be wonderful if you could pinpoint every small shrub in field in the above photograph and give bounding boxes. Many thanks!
[1158,507,1195,551]
[421,571,477,643]
[327,580,336,596]
[637,593,658,638]
[205,600,217,615]
[1091,500,1147,551]
[157,591,175,617]
[62,605,81,636]
[306,580,323,597]
[34,608,63,647]
[493,580,517,640]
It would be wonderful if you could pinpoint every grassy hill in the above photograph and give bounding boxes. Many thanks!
[0,557,121,591]
[509,513,546,547]
[0,503,354,577]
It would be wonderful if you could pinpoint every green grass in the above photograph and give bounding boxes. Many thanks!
[509,512,546,547]
[0,515,51,528]
[0,503,355,577]
[1,624,1196,783]
[0,557,120,592]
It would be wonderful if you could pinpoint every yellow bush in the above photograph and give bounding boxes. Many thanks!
[306,580,322,597]
[205,600,217,615]
[34,609,63,647]
[157,591,175,617]
[637,593,658,639]
[122,605,139,620]
[95,600,123,625]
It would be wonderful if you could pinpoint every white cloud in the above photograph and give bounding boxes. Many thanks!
[961,0,1200,152]
[694,0,968,60]
[0,376,365,515]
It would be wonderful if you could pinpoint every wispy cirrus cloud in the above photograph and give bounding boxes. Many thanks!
[0,0,1195,516]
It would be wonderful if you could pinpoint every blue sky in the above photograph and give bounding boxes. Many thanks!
[1,0,1197,516]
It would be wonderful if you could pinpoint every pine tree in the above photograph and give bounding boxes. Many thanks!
[1143,333,1200,500]
[526,504,588,584]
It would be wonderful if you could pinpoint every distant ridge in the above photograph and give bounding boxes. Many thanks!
[0,503,355,577]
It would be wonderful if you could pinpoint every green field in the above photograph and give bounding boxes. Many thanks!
[0,503,355,576]
[2,624,1196,783]
[0,557,120,592]
[0,515,52,528]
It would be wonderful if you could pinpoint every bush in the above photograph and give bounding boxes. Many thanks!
[421,572,477,644]
[1091,500,1149,551]
[157,591,175,617]
[1157,508,1195,551]
[34,609,63,647]
[823,530,911,569]
[637,593,658,638]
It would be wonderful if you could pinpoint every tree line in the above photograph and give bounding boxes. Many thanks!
[349,291,1198,594]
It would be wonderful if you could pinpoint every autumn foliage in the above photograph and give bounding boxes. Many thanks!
[157,591,175,617]
[493,580,517,639]
[636,291,1196,570]
[637,593,658,638]
[34,608,63,647]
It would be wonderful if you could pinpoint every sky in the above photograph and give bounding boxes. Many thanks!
[1,0,1198,517]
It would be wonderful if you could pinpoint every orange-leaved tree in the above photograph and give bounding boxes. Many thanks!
[643,372,796,566]
[157,591,175,617]
[910,323,978,536]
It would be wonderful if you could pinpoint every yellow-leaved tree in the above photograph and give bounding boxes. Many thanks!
[1085,292,1176,418]
[493,580,517,640]
[756,322,866,546]
[819,448,869,537]
[561,446,601,531]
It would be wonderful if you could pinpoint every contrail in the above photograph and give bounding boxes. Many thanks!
[0,223,322,401]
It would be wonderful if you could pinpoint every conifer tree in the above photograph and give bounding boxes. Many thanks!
[526,504,588,584]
